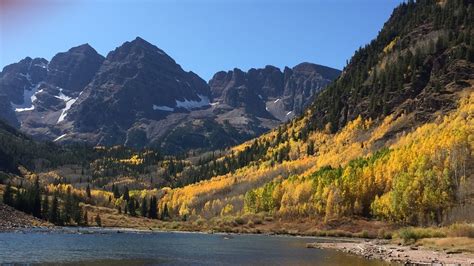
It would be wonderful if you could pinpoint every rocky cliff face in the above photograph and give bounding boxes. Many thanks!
[0,44,104,140]
[0,37,339,153]
[66,37,211,142]
[0,57,48,127]
[209,63,340,121]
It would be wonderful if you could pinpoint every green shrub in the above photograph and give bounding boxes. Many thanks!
[397,227,446,244]
[264,216,274,222]
[377,229,392,239]
[234,216,247,225]
[193,218,206,226]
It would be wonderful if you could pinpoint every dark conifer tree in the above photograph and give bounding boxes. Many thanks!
[3,182,13,206]
[95,213,102,227]
[123,186,130,201]
[161,203,170,220]
[112,184,120,199]
[307,140,315,156]
[41,195,49,219]
[141,197,147,217]
[148,196,158,219]
[83,210,89,226]
[49,194,60,225]
[74,204,84,226]
[32,178,41,218]
[63,187,74,224]
[86,184,92,198]
[128,197,136,216]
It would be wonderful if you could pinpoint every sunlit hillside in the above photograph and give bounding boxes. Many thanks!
[159,88,473,225]
[154,0,474,226]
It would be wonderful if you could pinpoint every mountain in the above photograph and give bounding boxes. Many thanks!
[0,37,339,153]
[209,63,340,121]
[63,37,212,148]
[0,57,48,127]
[0,44,105,141]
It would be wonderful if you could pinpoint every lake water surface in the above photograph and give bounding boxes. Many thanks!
[0,228,395,265]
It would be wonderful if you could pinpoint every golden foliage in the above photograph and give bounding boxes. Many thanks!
[156,92,473,225]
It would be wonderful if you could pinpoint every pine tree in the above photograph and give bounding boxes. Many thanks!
[32,178,41,218]
[148,196,158,219]
[83,210,89,226]
[128,197,136,216]
[70,192,83,226]
[41,195,49,219]
[307,140,315,156]
[63,187,74,224]
[123,186,130,201]
[112,184,120,199]
[95,213,102,227]
[86,184,91,198]
[3,182,13,206]
[161,203,170,220]
[49,194,60,225]
[141,197,147,217]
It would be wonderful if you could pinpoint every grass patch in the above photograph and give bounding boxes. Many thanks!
[377,229,393,239]
[397,227,446,244]
[396,223,473,244]
[311,230,354,238]
[447,223,474,238]
[419,237,474,253]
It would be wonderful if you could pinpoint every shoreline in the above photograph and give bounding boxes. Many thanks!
[2,225,473,265]
[307,239,474,265]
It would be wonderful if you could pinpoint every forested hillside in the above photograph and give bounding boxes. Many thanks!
[155,0,474,226]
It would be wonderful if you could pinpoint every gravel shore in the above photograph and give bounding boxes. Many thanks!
[307,239,474,265]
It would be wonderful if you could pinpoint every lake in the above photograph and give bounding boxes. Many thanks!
[0,228,395,265]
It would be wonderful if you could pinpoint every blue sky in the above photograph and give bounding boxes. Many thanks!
[1,0,403,80]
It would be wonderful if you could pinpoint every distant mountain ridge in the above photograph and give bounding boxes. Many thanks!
[0,37,340,153]
[210,63,340,121]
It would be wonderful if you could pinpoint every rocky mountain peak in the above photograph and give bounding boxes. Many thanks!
[46,43,104,94]
[209,63,340,121]
[64,37,212,146]
[292,62,341,80]
[105,36,174,66]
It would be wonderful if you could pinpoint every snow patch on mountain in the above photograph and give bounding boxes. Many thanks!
[56,89,79,123]
[153,105,174,112]
[11,83,42,112]
[54,134,67,142]
[175,94,210,110]
[34,62,48,69]
[153,95,210,112]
